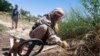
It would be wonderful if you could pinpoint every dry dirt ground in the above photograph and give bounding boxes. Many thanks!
[0,33,70,56]
[0,33,11,56]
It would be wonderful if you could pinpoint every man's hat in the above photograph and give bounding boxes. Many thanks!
[52,8,64,16]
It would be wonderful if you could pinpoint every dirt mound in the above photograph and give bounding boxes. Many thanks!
[37,46,67,56]
[71,31,100,56]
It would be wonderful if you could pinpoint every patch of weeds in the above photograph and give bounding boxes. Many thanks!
[0,24,8,35]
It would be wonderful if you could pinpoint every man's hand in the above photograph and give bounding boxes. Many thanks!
[60,41,69,49]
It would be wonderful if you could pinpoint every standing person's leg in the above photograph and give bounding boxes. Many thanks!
[15,19,18,29]
[29,24,48,39]
[12,19,14,29]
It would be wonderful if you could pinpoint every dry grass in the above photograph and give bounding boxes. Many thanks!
[66,30,100,56]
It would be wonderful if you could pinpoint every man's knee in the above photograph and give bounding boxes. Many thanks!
[39,24,48,31]
[29,24,48,38]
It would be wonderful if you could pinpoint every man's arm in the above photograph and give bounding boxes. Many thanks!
[18,11,21,19]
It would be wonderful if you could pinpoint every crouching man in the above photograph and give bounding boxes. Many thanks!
[29,8,68,48]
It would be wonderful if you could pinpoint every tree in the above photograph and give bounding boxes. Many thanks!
[0,0,13,12]
[80,0,100,26]
[20,9,30,16]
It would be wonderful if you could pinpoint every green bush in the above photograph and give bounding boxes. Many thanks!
[57,8,95,40]
[0,24,8,34]
[58,22,94,40]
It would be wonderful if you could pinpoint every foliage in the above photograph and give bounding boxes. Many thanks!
[0,24,8,34]
[58,8,94,39]
[80,0,100,25]
[20,9,30,16]
[20,8,36,22]
[0,0,13,12]
[58,0,100,39]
